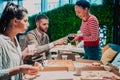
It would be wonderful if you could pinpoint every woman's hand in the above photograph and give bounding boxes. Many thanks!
[71,34,79,42]
[34,62,44,71]
[9,65,39,76]
[19,65,39,75]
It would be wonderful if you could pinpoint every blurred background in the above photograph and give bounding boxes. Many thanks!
[0,0,102,16]
[0,0,120,47]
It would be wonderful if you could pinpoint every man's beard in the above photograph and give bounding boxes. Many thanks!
[39,26,47,33]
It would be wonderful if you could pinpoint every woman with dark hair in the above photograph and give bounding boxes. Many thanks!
[0,2,38,80]
[72,0,102,60]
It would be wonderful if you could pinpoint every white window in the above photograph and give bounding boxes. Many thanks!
[23,0,41,16]
[47,0,59,11]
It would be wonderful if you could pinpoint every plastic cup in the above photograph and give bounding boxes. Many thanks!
[51,54,58,60]
[28,44,35,55]
[75,67,81,76]
[74,63,81,76]
[75,55,80,61]
[62,55,68,60]
[68,34,75,41]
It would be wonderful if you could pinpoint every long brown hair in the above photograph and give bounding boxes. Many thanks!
[0,2,28,33]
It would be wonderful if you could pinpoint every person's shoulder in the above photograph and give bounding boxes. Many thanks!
[0,34,7,40]
[27,29,36,34]
[88,14,98,22]
[89,14,98,20]
[0,34,9,45]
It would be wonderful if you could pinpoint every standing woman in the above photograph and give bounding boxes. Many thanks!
[0,2,38,80]
[72,0,101,60]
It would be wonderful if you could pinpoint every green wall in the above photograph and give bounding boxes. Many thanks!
[28,0,120,44]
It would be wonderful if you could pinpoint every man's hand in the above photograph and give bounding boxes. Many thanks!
[53,38,67,46]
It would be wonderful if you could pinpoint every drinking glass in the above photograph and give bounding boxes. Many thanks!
[67,34,75,41]
[28,44,36,55]
[77,30,83,36]
[67,43,72,48]
[43,60,48,67]
[74,62,82,76]
[51,54,58,60]
[75,55,80,61]
[62,55,68,60]
[75,67,81,76]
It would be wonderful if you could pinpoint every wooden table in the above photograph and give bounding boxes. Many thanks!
[49,45,84,54]
[24,60,120,80]
[24,71,80,80]
[49,45,84,60]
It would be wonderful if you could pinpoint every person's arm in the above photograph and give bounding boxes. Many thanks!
[26,31,67,54]
[9,65,39,76]
[36,37,67,53]
[52,37,67,46]
[0,47,20,79]
[0,65,38,79]
[26,31,50,54]
[0,47,38,79]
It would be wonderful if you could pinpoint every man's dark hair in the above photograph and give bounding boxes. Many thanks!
[35,14,48,22]
[75,0,90,9]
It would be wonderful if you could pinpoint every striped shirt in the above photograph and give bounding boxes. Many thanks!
[79,14,99,46]
[0,34,22,80]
